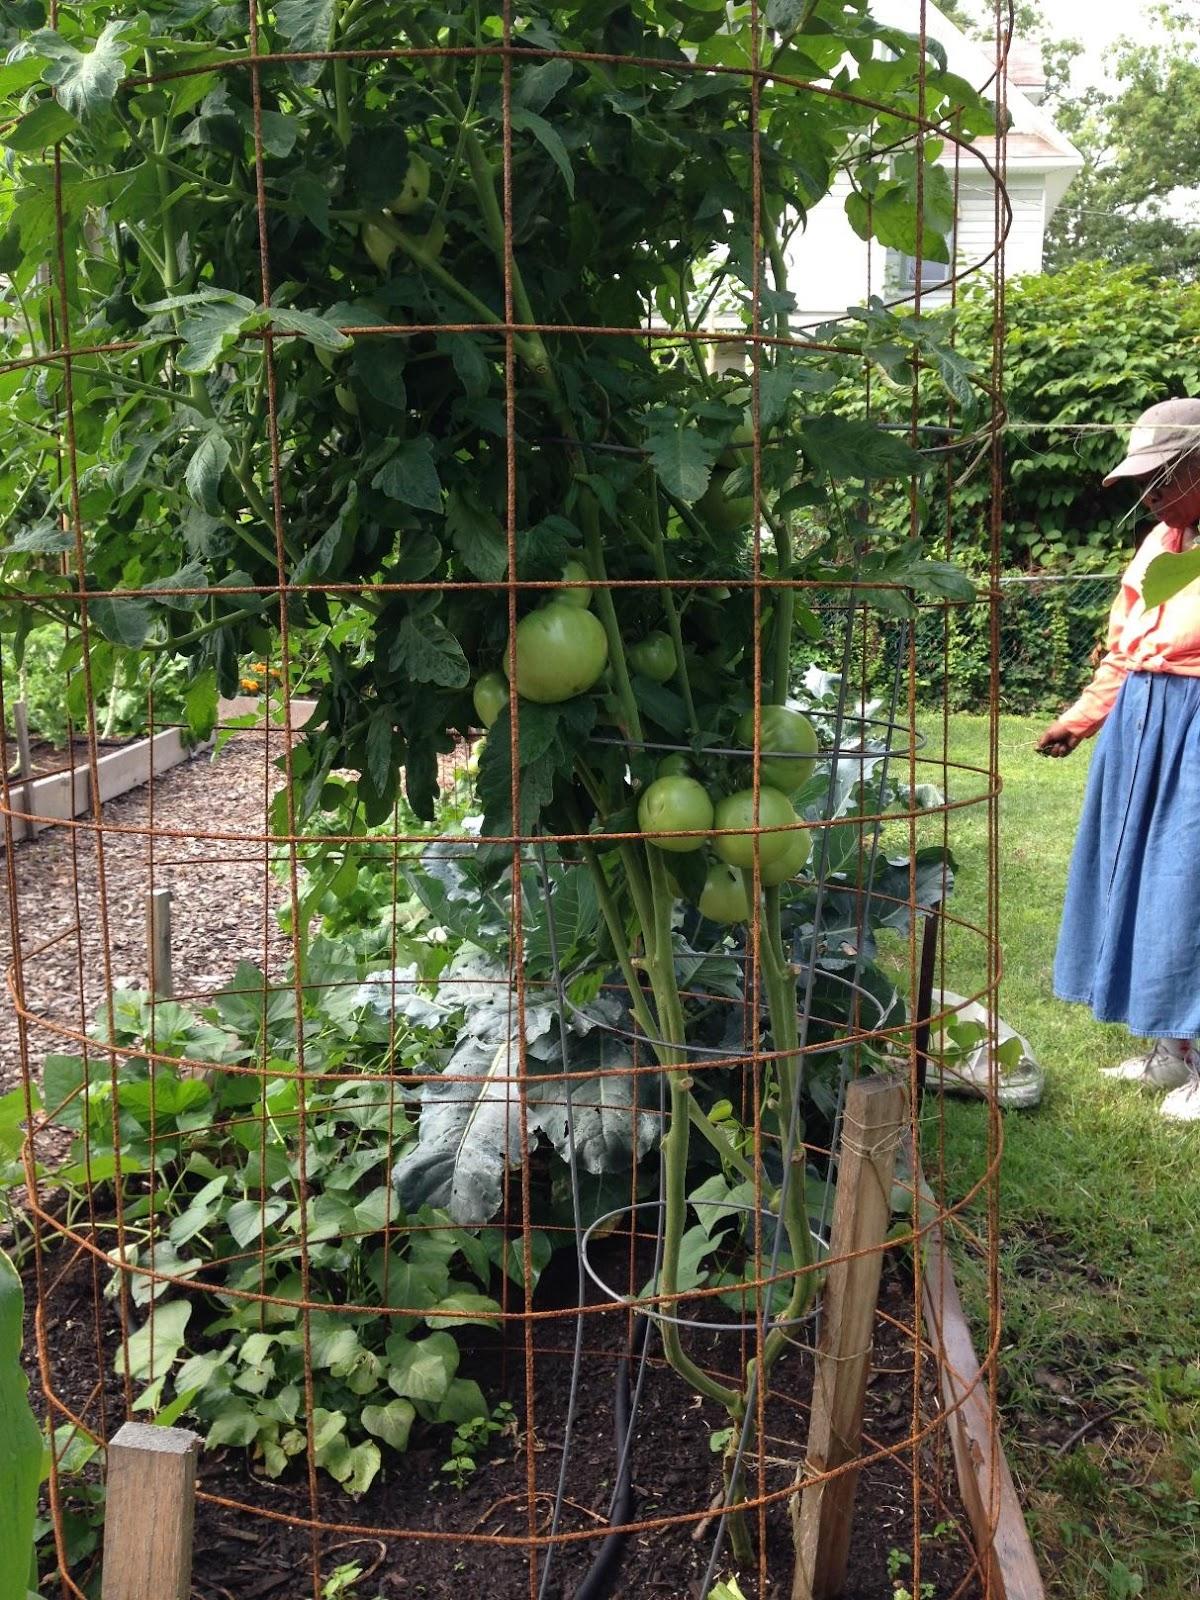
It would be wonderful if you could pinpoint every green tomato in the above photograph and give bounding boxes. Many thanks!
[734,706,820,794]
[472,671,508,729]
[712,786,796,869]
[334,383,358,416]
[697,469,754,535]
[697,862,752,923]
[637,775,714,853]
[656,752,696,779]
[361,218,395,273]
[757,824,812,887]
[719,411,756,470]
[387,153,431,216]
[512,602,608,703]
[315,343,340,374]
[628,630,676,683]
[559,558,592,608]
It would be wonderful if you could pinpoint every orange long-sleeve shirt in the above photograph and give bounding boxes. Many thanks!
[1059,523,1200,738]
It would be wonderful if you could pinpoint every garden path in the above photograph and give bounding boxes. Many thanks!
[0,732,290,1095]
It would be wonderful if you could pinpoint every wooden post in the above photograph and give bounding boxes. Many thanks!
[12,699,33,843]
[791,1075,907,1600]
[147,887,173,998]
[100,1421,200,1600]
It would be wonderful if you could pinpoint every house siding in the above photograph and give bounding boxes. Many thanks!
[777,171,1048,331]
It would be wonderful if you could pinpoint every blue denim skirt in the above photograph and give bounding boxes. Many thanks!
[1054,672,1200,1037]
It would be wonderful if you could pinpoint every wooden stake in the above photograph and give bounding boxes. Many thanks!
[790,1075,907,1600]
[100,1421,200,1600]
[12,699,33,843]
[147,887,173,998]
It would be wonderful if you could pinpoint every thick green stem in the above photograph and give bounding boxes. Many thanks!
[742,884,818,1396]
[722,1438,756,1566]
[770,517,794,704]
[642,854,742,1415]
[581,499,642,744]
[646,486,700,738]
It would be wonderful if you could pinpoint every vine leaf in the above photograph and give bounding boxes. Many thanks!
[1144,548,1200,607]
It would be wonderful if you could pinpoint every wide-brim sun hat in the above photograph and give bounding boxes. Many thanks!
[1104,397,1200,486]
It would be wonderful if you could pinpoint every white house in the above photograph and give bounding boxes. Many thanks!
[776,3,1083,332]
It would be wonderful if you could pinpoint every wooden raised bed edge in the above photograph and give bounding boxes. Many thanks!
[95,1162,1046,1600]
[922,1215,1045,1600]
[1,697,319,846]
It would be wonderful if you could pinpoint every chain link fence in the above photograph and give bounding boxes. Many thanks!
[811,573,1118,718]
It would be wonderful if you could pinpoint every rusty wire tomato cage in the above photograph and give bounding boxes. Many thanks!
[0,2,1025,1598]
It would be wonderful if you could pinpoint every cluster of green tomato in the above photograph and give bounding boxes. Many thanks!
[470,574,820,924]
[360,154,435,274]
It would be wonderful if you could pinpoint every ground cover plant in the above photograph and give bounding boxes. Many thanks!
[0,0,1000,1588]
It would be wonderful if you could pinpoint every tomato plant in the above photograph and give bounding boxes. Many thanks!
[0,0,990,1567]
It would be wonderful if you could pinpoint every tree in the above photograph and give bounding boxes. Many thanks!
[1044,8,1200,278]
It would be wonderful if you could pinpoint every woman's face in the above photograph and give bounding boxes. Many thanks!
[1139,451,1200,528]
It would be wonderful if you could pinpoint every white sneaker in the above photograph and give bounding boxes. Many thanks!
[1162,1057,1200,1120]
[1101,1040,1193,1090]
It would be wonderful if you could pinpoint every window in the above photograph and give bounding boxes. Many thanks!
[896,232,955,292]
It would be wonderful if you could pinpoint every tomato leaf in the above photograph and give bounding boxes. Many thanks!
[799,416,926,480]
[89,596,154,649]
[273,0,336,84]
[644,413,720,503]
[447,488,507,582]
[510,107,575,198]
[386,613,469,689]
[515,59,573,114]
[1,97,80,150]
[373,438,443,512]
[185,426,232,513]
[366,705,395,792]
[269,307,350,353]
[478,698,596,838]
[176,301,251,374]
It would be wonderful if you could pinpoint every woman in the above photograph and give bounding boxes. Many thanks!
[1038,398,1200,1121]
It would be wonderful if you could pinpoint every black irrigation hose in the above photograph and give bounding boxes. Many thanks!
[571,1312,654,1600]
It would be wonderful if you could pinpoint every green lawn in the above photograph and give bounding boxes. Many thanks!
[935,715,1200,1600]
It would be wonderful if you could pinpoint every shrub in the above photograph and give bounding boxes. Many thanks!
[949,262,1200,570]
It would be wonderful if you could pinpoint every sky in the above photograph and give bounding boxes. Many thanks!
[1021,0,1167,92]
[1035,0,1124,88]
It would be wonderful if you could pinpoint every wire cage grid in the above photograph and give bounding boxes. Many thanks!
[0,4,1015,1599]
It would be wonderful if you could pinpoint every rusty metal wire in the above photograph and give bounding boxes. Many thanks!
[0,3,1017,1598]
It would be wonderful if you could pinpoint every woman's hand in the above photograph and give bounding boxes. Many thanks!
[1036,721,1083,758]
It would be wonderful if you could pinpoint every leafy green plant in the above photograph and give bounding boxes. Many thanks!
[0,0,992,1573]
[0,1247,42,1600]
[34,959,530,1500]
[440,1399,515,1489]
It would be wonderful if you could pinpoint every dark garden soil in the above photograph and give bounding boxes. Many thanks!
[7,734,136,784]
[0,732,293,1098]
[27,1235,983,1600]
